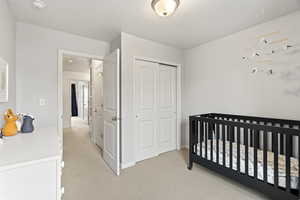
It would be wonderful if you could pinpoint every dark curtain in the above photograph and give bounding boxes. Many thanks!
[71,84,78,116]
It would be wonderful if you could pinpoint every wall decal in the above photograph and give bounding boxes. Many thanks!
[242,31,297,75]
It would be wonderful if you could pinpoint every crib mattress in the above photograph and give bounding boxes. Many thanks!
[196,139,299,189]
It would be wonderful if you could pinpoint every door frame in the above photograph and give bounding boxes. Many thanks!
[133,56,182,163]
[81,81,89,122]
[57,49,103,145]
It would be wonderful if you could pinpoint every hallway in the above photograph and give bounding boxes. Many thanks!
[62,121,268,200]
[62,118,112,200]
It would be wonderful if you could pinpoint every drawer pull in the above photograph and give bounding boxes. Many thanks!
[61,187,65,195]
[61,161,65,168]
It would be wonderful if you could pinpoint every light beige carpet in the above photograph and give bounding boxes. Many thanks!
[62,121,269,200]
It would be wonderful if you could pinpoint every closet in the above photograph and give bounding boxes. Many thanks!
[135,59,177,162]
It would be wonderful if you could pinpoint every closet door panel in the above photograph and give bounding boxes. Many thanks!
[135,60,158,161]
[135,61,177,161]
[157,65,177,154]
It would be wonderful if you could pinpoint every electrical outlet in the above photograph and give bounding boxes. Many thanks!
[39,98,46,106]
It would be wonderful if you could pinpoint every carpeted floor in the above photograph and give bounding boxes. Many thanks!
[62,119,269,200]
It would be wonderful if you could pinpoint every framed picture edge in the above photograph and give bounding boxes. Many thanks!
[0,57,9,103]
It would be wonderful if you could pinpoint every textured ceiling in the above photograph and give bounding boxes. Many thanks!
[8,0,300,48]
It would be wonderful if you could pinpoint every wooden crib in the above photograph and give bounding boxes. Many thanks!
[188,113,300,200]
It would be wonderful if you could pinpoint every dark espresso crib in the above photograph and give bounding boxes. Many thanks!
[188,113,300,200]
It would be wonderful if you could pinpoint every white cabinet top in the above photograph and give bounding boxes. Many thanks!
[0,127,60,172]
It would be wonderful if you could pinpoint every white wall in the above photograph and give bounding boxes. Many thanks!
[0,0,16,126]
[183,11,300,146]
[16,23,110,128]
[63,71,90,128]
[110,35,122,52]
[120,32,183,167]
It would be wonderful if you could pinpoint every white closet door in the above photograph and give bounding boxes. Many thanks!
[157,64,177,154]
[135,60,158,162]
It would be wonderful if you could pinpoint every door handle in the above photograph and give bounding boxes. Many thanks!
[112,116,119,121]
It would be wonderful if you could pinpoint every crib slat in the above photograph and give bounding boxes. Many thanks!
[272,124,275,152]
[232,122,235,141]
[263,130,268,182]
[289,125,293,157]
[250,129,254,147]
[286,134,291,192]
[199,121,203,157]
[222,124,226,167]
[208,121,212,140]
[205,122,208,159]
[210,122,213,162]
[229,126,233,169]
[258,122,262,149]
[280,124,284,155]
[245,128,249,175]
[188,118,194,169]
[195,120,199,156]
[216,123,219,164]
[254,130,258,179]
[298,135,300,197]
[237,126,240,172]
[280,134,284,154]
[273,131,279,188]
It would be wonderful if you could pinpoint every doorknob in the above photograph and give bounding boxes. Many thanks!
[112,116,119,121]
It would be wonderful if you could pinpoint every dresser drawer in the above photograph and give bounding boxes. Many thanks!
[0,160,58,200]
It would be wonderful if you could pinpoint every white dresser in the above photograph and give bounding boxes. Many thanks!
[0,127,63,200]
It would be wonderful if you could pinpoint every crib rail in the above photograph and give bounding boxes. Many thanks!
[188,113,300,200]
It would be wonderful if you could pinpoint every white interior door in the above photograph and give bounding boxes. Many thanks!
[135,60,158,162]
[82,84,89,122]
[157,64,177,154]
[103,49,120,175]
[91,61,104,148]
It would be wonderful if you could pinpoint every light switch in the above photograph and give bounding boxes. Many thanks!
[39,98,46,106]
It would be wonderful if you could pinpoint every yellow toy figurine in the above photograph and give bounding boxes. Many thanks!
[2,109,18,136]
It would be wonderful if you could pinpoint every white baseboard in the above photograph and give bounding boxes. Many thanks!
[121,162,136,169]
[181,145,189,149]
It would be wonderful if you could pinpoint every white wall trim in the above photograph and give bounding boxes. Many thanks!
[57,49,103,146]
[133,56,182,164]
[121,162,136,169]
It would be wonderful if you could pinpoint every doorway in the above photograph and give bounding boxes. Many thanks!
[71,80,90,127]
[58,49,121,176]
[62,54,91,130]
[134,59,180,162]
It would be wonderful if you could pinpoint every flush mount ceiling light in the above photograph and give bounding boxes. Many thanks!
[33,0,47,9]
[151,0,180,17]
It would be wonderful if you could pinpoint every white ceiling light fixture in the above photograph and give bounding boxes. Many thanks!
[33,0,47,9]
[151,0,180,17]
